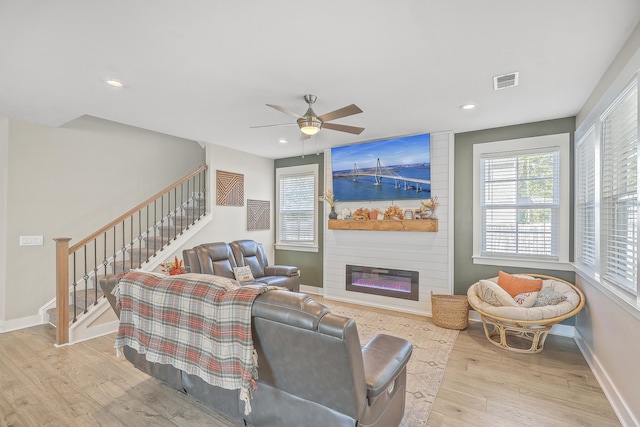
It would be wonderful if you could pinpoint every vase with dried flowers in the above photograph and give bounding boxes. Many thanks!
[161,256,187,275]
[323,190,338,220]
[420,197,439,220]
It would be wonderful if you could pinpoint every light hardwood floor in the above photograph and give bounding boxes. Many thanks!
[0,305,619,427]
[427,322,620,427]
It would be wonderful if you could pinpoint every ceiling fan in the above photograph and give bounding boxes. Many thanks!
[252,94,364,138]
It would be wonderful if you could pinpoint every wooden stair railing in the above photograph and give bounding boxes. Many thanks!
[53,165,207,345]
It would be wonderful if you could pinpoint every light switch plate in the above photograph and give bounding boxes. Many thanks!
[19,235,44,246]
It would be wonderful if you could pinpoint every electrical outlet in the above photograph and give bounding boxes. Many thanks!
[19,235,43,246]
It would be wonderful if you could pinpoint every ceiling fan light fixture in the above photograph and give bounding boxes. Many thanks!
[297,116,322,135]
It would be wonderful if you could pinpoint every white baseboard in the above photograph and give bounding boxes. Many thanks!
[0,314,43,333]
[574,330,638,427]
[299,284,323,296]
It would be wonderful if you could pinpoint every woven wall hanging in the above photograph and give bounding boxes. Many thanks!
[247,199,270,230]
[216,170,244,206]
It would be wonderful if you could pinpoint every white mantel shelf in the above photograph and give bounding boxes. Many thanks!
[328,219,438,232]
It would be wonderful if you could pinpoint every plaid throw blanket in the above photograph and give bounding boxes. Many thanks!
[113,271,273,414]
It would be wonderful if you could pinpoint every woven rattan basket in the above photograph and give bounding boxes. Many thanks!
[431,292,469,330]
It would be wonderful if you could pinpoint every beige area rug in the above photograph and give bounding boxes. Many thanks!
[324,302,459,427]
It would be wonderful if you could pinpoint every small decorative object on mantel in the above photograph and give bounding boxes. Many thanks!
[352,207,370,221]
[417,196,439,220]
[426,196,439,220]
[161,256,187,275]
[323,190,338,220]
[404,209,414,220]
[384,205,404,220]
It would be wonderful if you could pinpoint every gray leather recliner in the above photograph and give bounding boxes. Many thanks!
[182,240,300,292]
[100,276,413,427]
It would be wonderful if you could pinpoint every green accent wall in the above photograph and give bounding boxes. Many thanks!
[274,154,324,288]
[453,117,576,295]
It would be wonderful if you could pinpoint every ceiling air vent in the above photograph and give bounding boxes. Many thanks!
[493,72,519,90]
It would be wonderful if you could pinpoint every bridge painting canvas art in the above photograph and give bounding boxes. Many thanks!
[331,133,431,202]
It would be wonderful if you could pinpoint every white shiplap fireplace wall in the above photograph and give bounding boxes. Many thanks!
[322,131,453,316]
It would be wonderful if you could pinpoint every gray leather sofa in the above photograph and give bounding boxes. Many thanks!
[100,277,413,427]
[183,240,300,292]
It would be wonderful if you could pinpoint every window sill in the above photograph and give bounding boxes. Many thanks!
[473,255,573,271]
[275,243,319,253]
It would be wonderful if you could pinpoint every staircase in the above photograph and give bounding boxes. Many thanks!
[50,166,209,345]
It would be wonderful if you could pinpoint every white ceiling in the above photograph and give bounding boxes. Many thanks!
[1,1,639,159]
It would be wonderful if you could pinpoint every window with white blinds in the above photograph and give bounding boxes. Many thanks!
[473,133,570,269]
[576,126,597,267]
[480,148,560,258]
[276,164,318,250]
[600,81,638,294]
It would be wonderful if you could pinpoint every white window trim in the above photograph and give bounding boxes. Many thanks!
[275,163,319,252]
[574,124,598,274]
[472,133,572,270]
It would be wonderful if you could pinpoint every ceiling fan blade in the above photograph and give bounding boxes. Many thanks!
[322,122,365,135]
[249,123,296,129]
[266,104,303,119]
[317,104,362,123]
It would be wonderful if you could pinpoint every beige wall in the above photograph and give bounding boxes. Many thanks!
[575,277,640,426]
[1,117,204,325]
[573,21,640,426]
[165,143,275,262]
[0,117,8,323]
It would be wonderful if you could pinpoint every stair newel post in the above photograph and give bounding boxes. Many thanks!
[54,237,72,345]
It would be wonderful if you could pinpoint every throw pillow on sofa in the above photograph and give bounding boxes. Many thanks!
[233,266,254,282]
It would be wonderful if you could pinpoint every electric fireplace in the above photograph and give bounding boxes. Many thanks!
[346,265,419,301]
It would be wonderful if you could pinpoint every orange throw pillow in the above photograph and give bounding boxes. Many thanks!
[497,271,543,298]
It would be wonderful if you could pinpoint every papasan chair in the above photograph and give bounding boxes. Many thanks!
[467,273,585,353]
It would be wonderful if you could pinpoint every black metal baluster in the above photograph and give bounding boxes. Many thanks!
[153,198,158,254]
[173,186,177,241]
[138,210,143,267]
[163,192,167,248]
[187,178,192,230]
[144,203,149,262]
[112,226,117,274]
[103,231,108,275]
[93,238,98,305]
[129,214,134,271]
[121,220,126,273]
[83,245,88,314]
[72,253,78,323]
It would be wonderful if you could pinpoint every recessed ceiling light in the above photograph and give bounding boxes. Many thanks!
[105,79,124,88]
[460,104,476,110]
[279,138,288,144]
